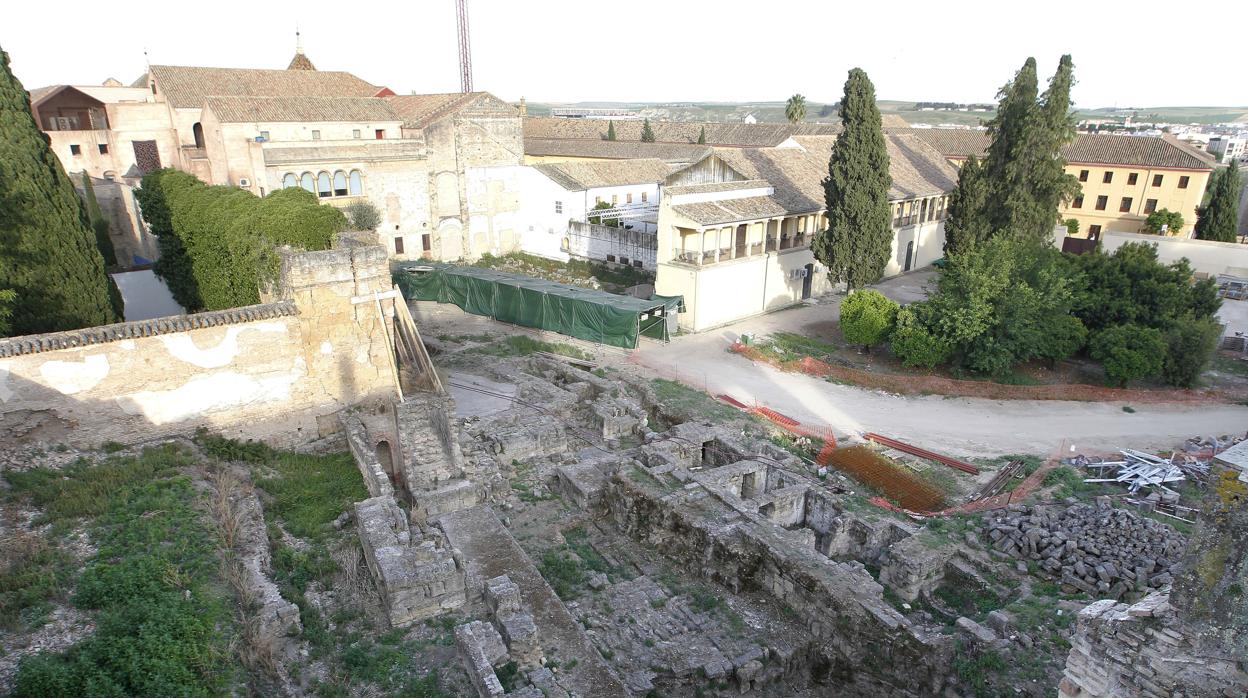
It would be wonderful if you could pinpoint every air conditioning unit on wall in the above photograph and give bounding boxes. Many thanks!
[238,178,250,188]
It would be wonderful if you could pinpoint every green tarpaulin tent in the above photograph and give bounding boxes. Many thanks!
[395,263,679,349]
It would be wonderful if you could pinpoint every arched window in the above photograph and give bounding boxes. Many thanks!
[282,173,297,189]
[192,122,205,148]
[300,172,315,192]
[348,170,363,196]
[333,171,348,197]
[317,172,332,198]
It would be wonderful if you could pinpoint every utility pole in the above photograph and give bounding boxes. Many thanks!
[455,0,473,93]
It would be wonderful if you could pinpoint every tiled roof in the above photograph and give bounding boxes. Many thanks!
[287,52,316,71]
[203,95,400,123]
[903,129,1214,170]
[668,134,959,226]
[523,117,843,147]
[533,158,673,191]
[666,180,771,196]
[524,138,712,163]
[386,93,480,128]
[149,65,381,109]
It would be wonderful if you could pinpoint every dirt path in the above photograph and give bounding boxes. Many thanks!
[628,331,1248,459]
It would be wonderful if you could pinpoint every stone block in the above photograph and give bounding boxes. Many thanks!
[485,575,523,616]
[955,617,997,645]
[455,621,506,697]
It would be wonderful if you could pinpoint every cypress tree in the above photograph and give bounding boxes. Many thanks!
[981,57,1043,238]
[697,126,706,144]
[814,68,892,291]
[943,154,992,256]
[1194,162,1241,242]
[640,118,655,143]
[0,46,117,335]
[606,120,616,141]
[81,171,118,267]
[1034,55,1081,235]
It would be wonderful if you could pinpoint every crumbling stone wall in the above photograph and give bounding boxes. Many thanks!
[0,238,397,448]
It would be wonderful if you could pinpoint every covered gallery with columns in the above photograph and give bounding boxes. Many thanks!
[654,135,960,332]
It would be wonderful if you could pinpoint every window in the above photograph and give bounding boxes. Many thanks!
[1102,171,1113,184]
[554,201,562,214]
[1072,195,1084,209]
[606,254,616,262]
[1095,195,1108,211]
[333,171,348,196]
[348,170,363,196]
[1179,176,1190,189]
[70,144,81,155]
[1152,174,1163,187]
[1144,198,1158,214]
[620,257,630,266]
[641,191,648,203]
[375,129,385,139]
[353,129,361,139]
[1089,224,1102,239]
[317,172,332,198]
[311,130,321,140]
[595,196,602,205]
[1127,172,1138,185]
[394,236,405,254]
[260,131,270,141]
[282,173,298,189]
[300,172,315,192]
[422,234,432,252]
[627,193,633,204]
[98,143,109,154]
[1079,169,1089,182]
[611,194,618,206]
[920,199,929,221]
[1120,197,1133,213]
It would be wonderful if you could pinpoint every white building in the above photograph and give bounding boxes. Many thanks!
[1209,136,1247,164]
[519,159,670,268]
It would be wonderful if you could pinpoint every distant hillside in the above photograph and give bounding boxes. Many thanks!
[525,101,1248,127]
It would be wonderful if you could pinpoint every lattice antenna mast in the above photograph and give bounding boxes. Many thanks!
[455,0,473,93]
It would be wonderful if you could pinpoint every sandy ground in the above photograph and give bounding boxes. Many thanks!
[629,270,1248,459]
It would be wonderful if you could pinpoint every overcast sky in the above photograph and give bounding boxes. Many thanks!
[3,0,1243,108]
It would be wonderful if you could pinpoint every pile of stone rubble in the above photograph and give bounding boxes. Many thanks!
[983,500,1185,598]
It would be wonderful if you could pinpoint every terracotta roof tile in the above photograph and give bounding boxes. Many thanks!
[524,138,712,163]
[203,95,400,123]
[149,64,380,109]
[533,159,673,191]
[901,129,1214,170]
[523,117,842,147]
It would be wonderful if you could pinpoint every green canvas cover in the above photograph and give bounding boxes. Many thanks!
[395,263,679,349]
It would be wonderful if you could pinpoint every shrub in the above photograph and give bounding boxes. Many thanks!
[1161,314,1221,387]
[889,305,951,368]
[344,200,381,231]
[1035,314,1088,364]
[1089,324,1165,387]
[1064,218,1080,236]
[1143,208,1184,235]
[840,290,899,350]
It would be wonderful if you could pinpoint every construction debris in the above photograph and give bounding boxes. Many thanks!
[1073,448,1210,495]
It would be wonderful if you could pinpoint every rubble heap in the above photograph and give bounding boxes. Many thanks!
[984,500,1184,597]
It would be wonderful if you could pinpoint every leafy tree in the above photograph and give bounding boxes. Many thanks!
[0,288,14,336]
[697,126,706,145]
[1143,208,1184,235]
[1072,242,1219,335]
[889,305,951,369]
[0,46,117,335]
[344,200,381,230]
[1035,314,1088,366]
[839,289,898,351]
[814,68,892,291]
[587,200,619,228]
[81,172,118,267]
[1089,324,1165,387]
[943,155,991,256]
[1161,315,1221,387]
[1193,162,1241,242]
[606,120,617,141]
[1064,218,1080,236]
[785,94,807,124]
[640,118,655,143]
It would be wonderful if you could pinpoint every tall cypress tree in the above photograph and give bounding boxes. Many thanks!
[1034,55,1081,236]
[697,125,706,144]
[1194,162,1242,242]
[640,118,655,143]
[982,57,1042,238]
[606,120,616,141]
[0,47,117,335]
[814,68,892,291]
[943,154,991,256]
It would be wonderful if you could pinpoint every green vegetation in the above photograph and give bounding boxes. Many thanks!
[0,533,74,631]
[472,251,654,291]
[80,171,118,267]
[470,334,593,361]
[952,640,1008,694]
[815,68,894,291]
[785,93,807,124]
[1194,162,1241,242]
[839,290,899,351]
[7,444,236,697]
[1143,208,1185,235]
[536,526,626,600]
[1090,324,1165,387]
[0,47,118,336]
[344,199,381,231]
[650,378,742,424]
[1043,465,1112,500]
[606,121,617,141]
[943,155,991,256]
[136,169,346,311]
[640,118,656,143]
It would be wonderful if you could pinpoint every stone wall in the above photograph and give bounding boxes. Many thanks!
[0,239,397,448]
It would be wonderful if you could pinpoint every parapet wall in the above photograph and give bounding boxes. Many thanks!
[0,238,397,448]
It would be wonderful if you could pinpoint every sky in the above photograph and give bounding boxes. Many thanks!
[2,0,1244,108]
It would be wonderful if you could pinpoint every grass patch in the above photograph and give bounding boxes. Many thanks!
[1210,354,1248,378]
[10,445,236,697]
[952,640,1007,694]
[933,581,1004,619]
[650,378,741,424]
[538,549,587,600]
[473,252,654,291]
[1043,465,1114,500]
[754,331,841,362]
[0,533,75,631]
[470,335,592,361]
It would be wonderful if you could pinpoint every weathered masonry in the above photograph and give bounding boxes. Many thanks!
[0,237,398,447]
